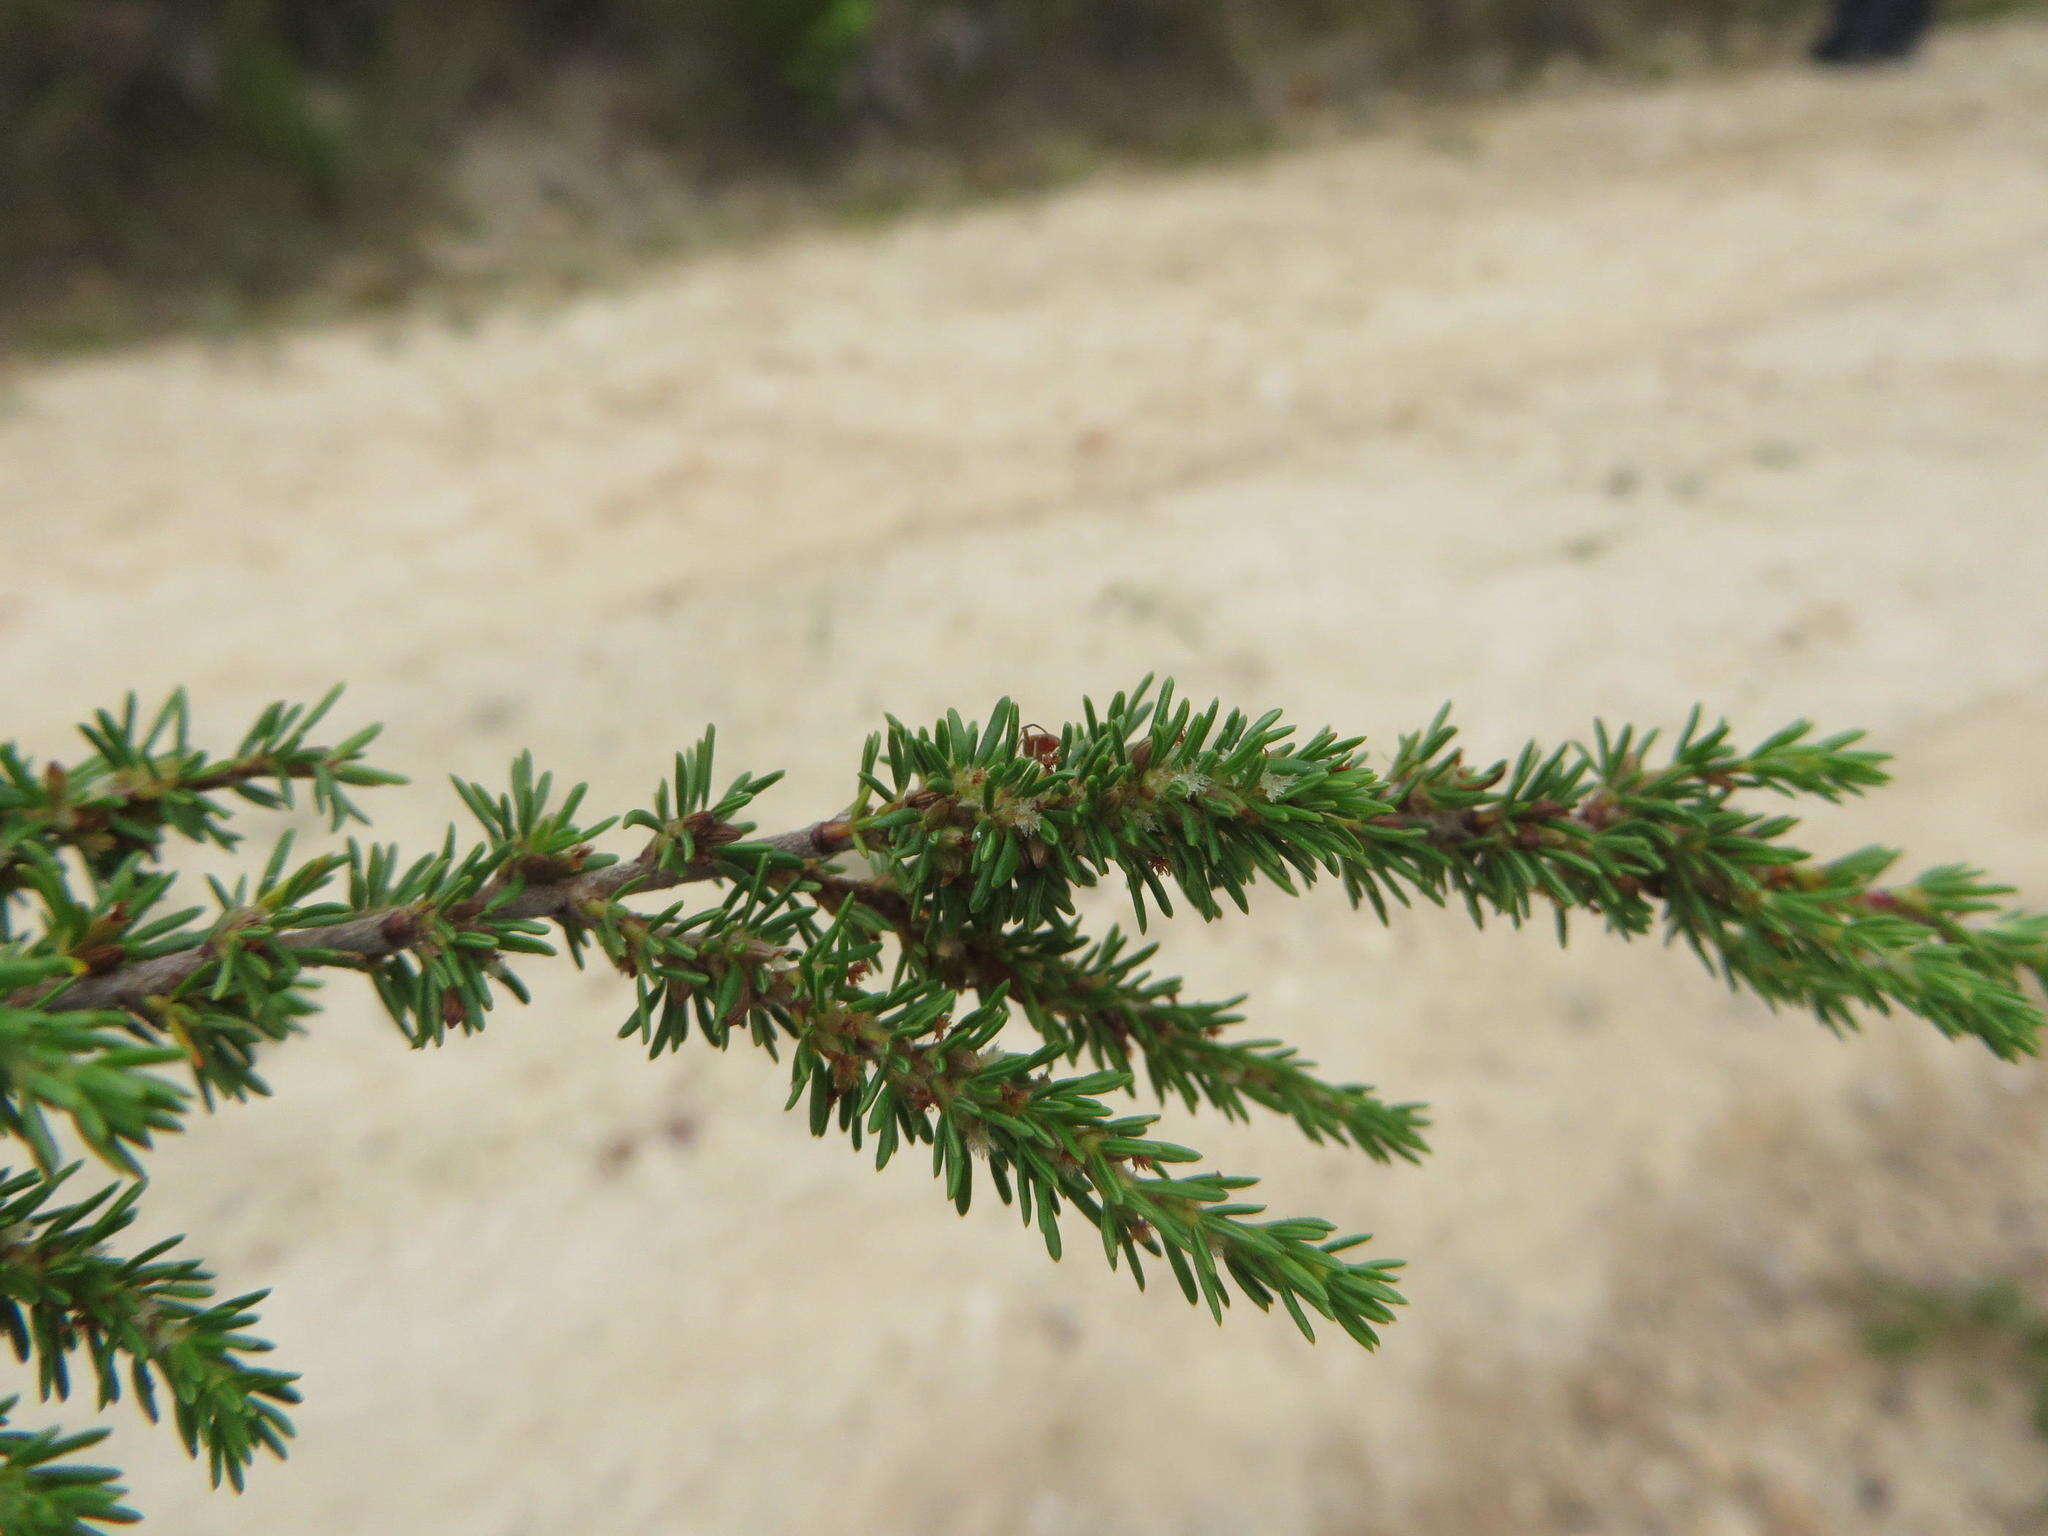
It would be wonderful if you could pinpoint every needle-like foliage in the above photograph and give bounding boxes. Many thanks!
[0,679,2041,1527]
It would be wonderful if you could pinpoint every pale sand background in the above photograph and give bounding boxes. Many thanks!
[4,19,2048,1533]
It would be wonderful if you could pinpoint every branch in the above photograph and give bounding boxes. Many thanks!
[599,907,1408,1347]
[0,687,405,897]
[941,921,1431,1163]
[29,820,853,1016]
[858,683,2048,1059]
[829,876,1433,1161]
[1351,720,2048,1056]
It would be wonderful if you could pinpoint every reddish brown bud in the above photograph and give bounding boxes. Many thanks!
[75,944,125,975]
[379,910,424,950]
[1580,795,1619,830]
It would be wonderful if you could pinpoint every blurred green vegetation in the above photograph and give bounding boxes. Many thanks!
[6,0,2024,346]
[1861,1272,2048,1439]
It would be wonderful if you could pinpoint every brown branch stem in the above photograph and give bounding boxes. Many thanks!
[28,818,855,1015]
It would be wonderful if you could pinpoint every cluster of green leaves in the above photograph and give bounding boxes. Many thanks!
[1,678,2044,1529]
[0,958,185,1178]
[592,894,1408,1346]
[0,1169,298,1492]
[902,917,1432,1162]
[1366,706,2048,1058]
[859,678,2048,1060]
[776,922,1405,1345]
[0,693,401,1530]
[0,688,393,905]
[855,680,1392,929]
[0,1393,136,1535]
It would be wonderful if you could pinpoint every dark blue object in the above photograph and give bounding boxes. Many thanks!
[1812,0,1935,63]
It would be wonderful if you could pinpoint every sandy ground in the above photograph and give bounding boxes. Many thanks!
[5,18,2048,1534]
